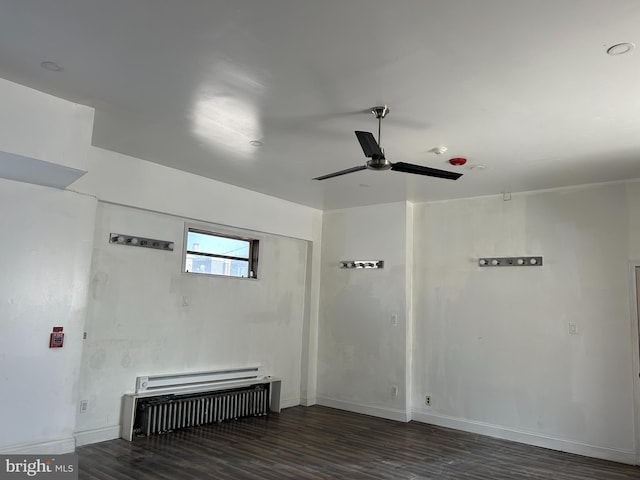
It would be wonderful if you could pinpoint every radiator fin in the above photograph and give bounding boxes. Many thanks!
[134,384,269,437]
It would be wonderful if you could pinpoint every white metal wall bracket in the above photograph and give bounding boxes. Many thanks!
[478,256,543,267]
[340,260,384,269]
[110,233,174,251]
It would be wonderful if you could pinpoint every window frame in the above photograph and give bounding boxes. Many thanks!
[182,225,260,279]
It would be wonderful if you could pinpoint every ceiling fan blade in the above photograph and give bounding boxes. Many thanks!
[391,162,462,180]
[355,131,383,158]
[313,165,367,181]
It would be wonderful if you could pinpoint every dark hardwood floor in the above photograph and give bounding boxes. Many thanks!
[78,405,640,479]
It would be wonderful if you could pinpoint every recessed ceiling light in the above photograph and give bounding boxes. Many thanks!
[40,61,63,72]
[470,164,486,170]
[249,140,263,147]
[606,43,635,56]
[429,146,448,155]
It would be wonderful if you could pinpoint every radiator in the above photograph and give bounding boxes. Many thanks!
[121,367,281,440]
[134,384,269,437]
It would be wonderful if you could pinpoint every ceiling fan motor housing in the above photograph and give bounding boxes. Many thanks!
[372,105,389,119]
[366,158,392,171]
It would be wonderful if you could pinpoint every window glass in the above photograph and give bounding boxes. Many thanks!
[186,231,249,259]
[184,228,257,279]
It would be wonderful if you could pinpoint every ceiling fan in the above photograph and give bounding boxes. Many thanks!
[313,106,463,181]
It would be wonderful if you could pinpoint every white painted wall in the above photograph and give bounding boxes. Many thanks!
[69,145,324,427]
[0,78,93,171]
[316,202,411,421]
[404,202,414,416]
[71,146,321,242]
[299,238,322,406]
[315,184,640,463]
[75,203,309,439]
[627,181,640,261]
[411,183,638,463]
[0,78,97,454]
[0,179,96,453]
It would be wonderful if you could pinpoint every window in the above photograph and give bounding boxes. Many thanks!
[184,227,259,278]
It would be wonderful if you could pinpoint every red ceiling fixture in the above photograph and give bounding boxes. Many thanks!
[449,157,467,166]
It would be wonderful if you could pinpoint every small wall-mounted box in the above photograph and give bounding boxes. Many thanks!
[49,326,64,348]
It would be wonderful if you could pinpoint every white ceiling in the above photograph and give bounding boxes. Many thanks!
[1,0,640,210]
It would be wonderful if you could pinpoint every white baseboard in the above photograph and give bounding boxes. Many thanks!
[412,409,636,465]
[74,426,120,447]
[317,396,410,422]
[300,396,317,407]
[280,397,301,409]
[0,437,75,454]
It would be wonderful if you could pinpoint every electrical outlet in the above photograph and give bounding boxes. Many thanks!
[568,322,577,335]
[425,395,431,406]
[391,385,399,397]
[391,314,398,326]
[79,400,89,413]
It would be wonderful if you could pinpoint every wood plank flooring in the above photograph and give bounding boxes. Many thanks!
[78,405,640,479]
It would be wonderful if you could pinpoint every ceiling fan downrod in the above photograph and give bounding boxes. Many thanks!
[367,105,390,169]
[371,105,389,147]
